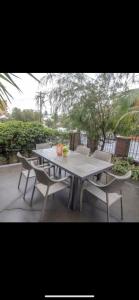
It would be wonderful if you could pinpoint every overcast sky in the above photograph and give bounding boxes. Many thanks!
[6,73,94,113]
[4,73,139,114]
[7,73,45,112]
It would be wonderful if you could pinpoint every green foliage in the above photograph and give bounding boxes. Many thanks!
[131,166,139,181]
[40,74,139,142]
[11,107,40,122]
[40,73,139,145]
[0,121,69,152]
[112,157,139,181]
[112,158,130,175]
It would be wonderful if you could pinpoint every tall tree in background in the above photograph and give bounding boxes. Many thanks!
[11,107,40,122]
[40,73,139,152]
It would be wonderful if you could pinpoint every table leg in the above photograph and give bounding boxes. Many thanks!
[69,176,82,210]
[59,167,61,177]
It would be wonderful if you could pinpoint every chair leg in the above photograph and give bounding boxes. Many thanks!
[30,186,36,207]
[68,177,74,209]
[23,171,29,200]
[18,171,22,189]
[40,187,49,222]
[30,179,36,207]
[120,191,124,221]
[53,166,56,177]
[80,187,84,212]
[59,167,61,177]
[106,193,110,222]
[55,166,58,177]
[107,203,110,222]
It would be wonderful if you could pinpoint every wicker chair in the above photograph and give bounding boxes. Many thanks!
[36,143,52,165]
[17,152,54,200]
[91,150,112,162]
[80,170,132,222]
[76,145,90,156]
[90,150,112,183]
[30,161,73,221]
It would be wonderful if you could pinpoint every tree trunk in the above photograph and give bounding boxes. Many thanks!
[101,137,106,151]
[69,132,81,151]
[87,137,98,154]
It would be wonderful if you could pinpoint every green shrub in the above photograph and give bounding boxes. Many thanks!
[112,158,130,175]
[112,157,139,181]
[0,121,70,152]
[130,165,139,181]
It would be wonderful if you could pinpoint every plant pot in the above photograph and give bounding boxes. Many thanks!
[63,152,68,157]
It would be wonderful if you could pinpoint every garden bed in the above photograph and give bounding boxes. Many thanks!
[112,156,139,181]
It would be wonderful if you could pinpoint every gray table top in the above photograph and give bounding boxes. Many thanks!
[33,148,113,179]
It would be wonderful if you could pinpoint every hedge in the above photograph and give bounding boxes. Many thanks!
[0,121,69,152]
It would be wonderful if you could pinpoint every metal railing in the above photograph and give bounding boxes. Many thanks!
[128,136,139,161]
[81,133,139,161]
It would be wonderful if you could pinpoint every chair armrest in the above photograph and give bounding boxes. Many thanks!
[85,177,116,188]
[105,170,132,181]
[27,156,39,161]
[51,175,72,183]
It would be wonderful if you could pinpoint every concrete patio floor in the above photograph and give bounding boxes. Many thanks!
[0,164,139,222]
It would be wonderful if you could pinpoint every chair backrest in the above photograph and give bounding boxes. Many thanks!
[92,150,112,162]
[17,152,32,170]
[36,143,51,150]
[76,145,90,156]
[31,161,53,186]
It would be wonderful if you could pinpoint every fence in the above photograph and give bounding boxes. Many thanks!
[80,133,139,161]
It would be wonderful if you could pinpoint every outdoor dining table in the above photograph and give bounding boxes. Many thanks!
[33,147,113,210]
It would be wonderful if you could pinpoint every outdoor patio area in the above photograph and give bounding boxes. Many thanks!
[1,163,139,222]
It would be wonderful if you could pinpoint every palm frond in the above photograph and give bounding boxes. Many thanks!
[114,110,139,132]
[4,73,22,92]
[0,73,40,104]
[27,73,40,83]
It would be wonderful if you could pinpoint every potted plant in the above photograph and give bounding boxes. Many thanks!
[62,145,69,157]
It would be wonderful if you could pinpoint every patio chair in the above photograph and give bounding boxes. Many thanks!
[91,150,112,162]
[36,143,52,165]
[30,161,73,221]
[17,152,54,200]
[76,145,90,156]
[91,150,112,183]
[80,170,132,222]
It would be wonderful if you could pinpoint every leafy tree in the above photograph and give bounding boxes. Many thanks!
[11,107,22,120]
[113,88,139,135]
[40,73,139,152]
[11,107,40,122]
[44,112,59,129]
[58,113,73,130]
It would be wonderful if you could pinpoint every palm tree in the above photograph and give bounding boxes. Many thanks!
[0,73,40,108]
[114,88,139,133]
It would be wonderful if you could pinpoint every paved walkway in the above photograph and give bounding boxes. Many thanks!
[0,164,139,222]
